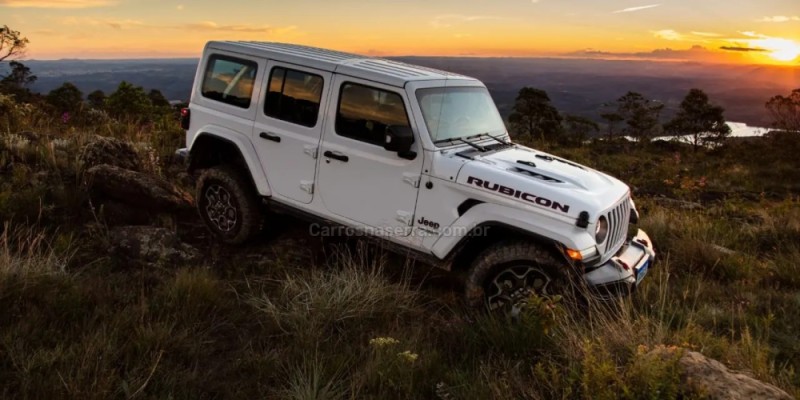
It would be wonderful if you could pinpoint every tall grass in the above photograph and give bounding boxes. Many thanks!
[0,222,73,279]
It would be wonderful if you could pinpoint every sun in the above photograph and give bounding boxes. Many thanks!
[770,47,800,62]
[755,38,800,62]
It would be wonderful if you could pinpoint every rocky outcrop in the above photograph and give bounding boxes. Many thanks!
[85,164,192,213]
[109,226,201,265]
[80,135,143,172]
[649,347,793,400]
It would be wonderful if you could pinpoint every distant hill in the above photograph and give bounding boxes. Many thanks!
[16,57,799,126]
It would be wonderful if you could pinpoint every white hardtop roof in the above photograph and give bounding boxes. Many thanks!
[207,41,477,87]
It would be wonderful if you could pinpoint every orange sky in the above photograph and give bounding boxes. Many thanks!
[2,0,799,64]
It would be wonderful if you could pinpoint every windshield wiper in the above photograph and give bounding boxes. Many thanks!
[468,132,513,146]
[435,136,487,151]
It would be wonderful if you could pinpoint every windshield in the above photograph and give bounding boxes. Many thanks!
[416,86,507,144]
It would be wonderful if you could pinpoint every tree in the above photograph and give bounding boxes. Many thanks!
[615,91,663,144]
[562,114,599,146]
[665,88,731,151]
[87,89,106,109]
[0,61,37,101]
[46,82,84,114]
[508,87,563,143]
[105,81,153,121]
[148,89,170,109]
[600,112,624,141]
[0,25,29,62]
[765,89,800,133]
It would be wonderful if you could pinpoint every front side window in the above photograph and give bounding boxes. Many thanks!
[201,55,258,108]
[264,67,324,127]
[416,86,506,144]
[335,83,410,146]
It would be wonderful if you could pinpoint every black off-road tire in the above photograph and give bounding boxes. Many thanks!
[464,241,565,312]
[196,166,263,244]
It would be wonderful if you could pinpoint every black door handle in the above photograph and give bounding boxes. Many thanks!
[259,132,281,143]
[323,151,349,163]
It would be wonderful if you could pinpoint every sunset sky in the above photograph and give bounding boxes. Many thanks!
[2,0,799,64]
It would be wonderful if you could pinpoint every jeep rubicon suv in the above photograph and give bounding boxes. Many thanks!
[178,41,656,312]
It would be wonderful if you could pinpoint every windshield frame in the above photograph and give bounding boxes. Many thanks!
[414,84,508,148]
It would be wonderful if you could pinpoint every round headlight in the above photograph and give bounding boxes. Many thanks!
[595,216,609,244]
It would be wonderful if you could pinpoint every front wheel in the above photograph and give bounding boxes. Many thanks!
[196,166,263,244]
[464,241,566,314]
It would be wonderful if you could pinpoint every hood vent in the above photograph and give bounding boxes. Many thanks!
[509,167,563,183]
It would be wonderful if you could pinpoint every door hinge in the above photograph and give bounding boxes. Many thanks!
[402,173,421,188]
[396,210,414,226]
[300,181,314,194]
[303,145,318,159]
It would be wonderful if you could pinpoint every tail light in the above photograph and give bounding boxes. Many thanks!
[180,108,191,130]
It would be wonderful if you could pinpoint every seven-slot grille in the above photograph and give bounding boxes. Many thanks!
[601,195,631,259]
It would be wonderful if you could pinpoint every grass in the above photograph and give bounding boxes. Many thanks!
[1,94,799,398]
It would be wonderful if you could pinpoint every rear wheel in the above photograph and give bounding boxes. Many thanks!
[196,166,262,244]
[465,241,565,314]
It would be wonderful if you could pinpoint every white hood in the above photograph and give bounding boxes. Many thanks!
[453,145,630,220]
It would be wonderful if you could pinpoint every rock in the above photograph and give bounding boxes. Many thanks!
[80,136,143,172]
[85,164,192,213]
[649,347,793,400]
[109,226,202,265]
[98,200,156,226]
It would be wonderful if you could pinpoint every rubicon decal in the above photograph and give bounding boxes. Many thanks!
[467,176,571,213]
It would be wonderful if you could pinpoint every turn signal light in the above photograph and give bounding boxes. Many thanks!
[566,248,583,261]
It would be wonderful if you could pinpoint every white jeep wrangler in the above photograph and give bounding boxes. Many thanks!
[178,41,656,311]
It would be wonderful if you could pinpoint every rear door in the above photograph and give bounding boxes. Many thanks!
[317,76,424,236]
[253,62,331,204]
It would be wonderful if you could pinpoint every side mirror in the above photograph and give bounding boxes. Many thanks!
[384,126,416,160]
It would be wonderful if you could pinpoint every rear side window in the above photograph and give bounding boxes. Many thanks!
[264,67,324,127]
[335,83,410,146]
[201,55,258,108]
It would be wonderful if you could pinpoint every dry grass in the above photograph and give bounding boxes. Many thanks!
[1,94,799,398]
[0,222,73,279]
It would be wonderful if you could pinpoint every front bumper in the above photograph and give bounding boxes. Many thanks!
[583,229,655,297]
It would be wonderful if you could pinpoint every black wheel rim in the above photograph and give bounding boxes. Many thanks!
[485,264,552,315]
[204,184,238,233]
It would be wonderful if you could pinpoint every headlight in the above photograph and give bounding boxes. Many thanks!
[595,216,609,244]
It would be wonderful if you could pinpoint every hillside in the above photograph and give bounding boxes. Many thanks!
[17,57,799,127]
[1,94,799,399]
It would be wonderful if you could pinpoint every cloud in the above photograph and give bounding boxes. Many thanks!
[612,4,661,13]
[652,29,683,41]
[691,31,723,37]
[183,21,296,34]
[565,45,749,63]
[430,15,502,28]
[720,46,767,52]
[0,0,112,8]
[757,16,800,23]
[57,16,143,29]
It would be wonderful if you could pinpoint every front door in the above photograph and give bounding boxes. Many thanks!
[317,76,424,236]
[253,62,331,204]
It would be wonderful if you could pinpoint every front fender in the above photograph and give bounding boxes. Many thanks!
[190,125,272,197]
[430,202,596,259]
